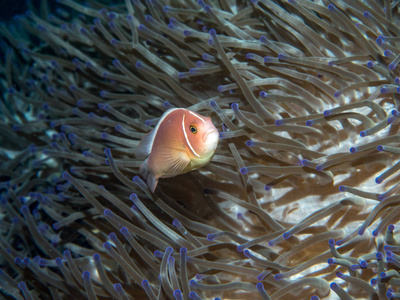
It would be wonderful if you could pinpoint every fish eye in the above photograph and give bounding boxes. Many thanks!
[189,124,197,134]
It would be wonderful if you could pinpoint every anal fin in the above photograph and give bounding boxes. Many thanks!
[140,159,159,192]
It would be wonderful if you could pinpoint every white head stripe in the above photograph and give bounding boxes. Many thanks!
[189,110,205,122]
[182,114,200,157]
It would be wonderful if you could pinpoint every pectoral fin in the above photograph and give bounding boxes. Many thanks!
[158,148,191,177]
[135,129,156,159]
[140,149,191,192]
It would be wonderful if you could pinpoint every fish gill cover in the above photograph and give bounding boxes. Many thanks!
[0,0,400,299]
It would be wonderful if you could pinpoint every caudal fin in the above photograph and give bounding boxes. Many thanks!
[139,159,158,192]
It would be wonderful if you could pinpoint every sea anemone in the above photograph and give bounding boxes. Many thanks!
[1,0,400,299]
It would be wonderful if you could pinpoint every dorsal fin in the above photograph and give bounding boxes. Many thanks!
[135,130,156,158]
[135,108,180,159]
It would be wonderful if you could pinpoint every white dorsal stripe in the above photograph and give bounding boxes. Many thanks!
[182,114,200,157]
[189,110,205,122]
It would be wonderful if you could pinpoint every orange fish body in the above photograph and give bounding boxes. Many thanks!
[135,108,219,192]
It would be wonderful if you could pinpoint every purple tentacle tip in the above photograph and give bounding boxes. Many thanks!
[142,279,149,287]
[246,140,254,147]
[104,148,111,156]
[305,120,314,126]
[274,273,284,280]
[82,271,90,279]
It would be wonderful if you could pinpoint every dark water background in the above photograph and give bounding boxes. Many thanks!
[0,0,42,21]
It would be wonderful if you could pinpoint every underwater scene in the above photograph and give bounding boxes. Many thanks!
[1,0,400,299]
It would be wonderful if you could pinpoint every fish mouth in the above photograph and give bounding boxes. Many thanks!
[203,129,219,144]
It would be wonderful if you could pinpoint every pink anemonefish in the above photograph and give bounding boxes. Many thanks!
[135,108,219,192]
